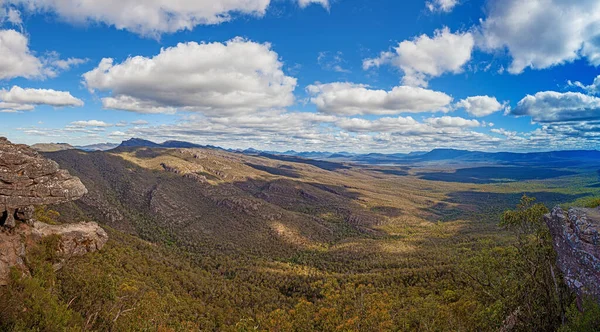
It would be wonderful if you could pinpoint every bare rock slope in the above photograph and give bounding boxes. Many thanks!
[0,137,106,285]
[545,207,600,304]
[0,137,87,228]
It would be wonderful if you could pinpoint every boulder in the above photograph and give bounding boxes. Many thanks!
[0,137,87,228]
[0,221,108,285]
[544,206,600,305]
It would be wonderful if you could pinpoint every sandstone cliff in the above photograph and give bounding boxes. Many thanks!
[0,137,107,285]
[545,206,600,304]
[0,137,87,228]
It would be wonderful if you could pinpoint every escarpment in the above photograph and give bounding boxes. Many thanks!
[545,206,600,305]
[0,137,107,285]
[0,137,87,228]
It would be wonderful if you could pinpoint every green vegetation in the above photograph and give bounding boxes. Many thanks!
[2,148,596,330]
[2,196,598,331]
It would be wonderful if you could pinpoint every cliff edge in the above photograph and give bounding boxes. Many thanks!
[0,137,107,285]
[545,206,600,304]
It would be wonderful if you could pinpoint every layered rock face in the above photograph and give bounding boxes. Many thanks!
[0,221,108,285]
[0,137,106,285]
[545,207,600,304]
[0,137,87,228]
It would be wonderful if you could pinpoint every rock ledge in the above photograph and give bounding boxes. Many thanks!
[0,221,108,285]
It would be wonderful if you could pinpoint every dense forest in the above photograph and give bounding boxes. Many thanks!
[2,147,600,331]
[1,197,599,331]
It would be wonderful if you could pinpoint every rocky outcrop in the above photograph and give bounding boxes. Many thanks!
[0,137,87,228]
[0,221,108,285]
[544,207,600,304]
[0,137,107,285]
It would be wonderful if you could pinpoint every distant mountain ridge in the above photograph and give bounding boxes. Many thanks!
[34,137,600,165]
[117,138,224,150]
[115,138,600,166]
[75,143,120,151]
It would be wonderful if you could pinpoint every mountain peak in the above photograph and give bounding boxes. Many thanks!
[119,138,162,148]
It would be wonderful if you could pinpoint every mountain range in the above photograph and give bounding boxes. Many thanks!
[33,137,600,167]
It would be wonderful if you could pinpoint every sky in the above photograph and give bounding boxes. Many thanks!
[0,0,600,153]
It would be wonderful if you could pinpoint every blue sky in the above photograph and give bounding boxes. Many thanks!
[1,0,600,152]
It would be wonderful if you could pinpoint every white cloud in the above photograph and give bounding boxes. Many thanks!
[298,0,329,9]
[70,120,113,127]
[83,38,297,116]
[479,0,600,74]
[0,86,83,112]
[0,29,45,80]
[0,29,89,80]
[335,115,479,133]
[363,27,474,87]
[4,7,23,26]
[335,116,419,133]
[426,0,458,13]
[47,55,88,70]
[105,111,503,153]
[318,51,350,73]
[306,82,453,115]
[424,116,481,128]
[108,131,129,138]
[568,75,600,95]
[456,95,505,117]
[7,0,329,36]
[131,120,149,125]
[491,128,518,137]
[511,91,600,122]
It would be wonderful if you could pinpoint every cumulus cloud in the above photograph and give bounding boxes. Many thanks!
[0,29,45,80]
[70,120,113,127]
[335,116,419,133]
[511,91,600,122]
[306,82,453,115]
[83,38,297,116]
[479,0,600,74]
[0,29,89,80]
[455,95,505,117]
[363,27,474,87]
[568,75,600,95]
[7,0,329,36]
[335,115,480,133]
[0,86,83,112]
[44,52,88,71]
[426,0,458,13]
[491,128,518,137]
[424,116,481,128]
[106,111,502,152]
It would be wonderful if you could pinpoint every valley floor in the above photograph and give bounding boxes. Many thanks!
[3,147,600,331]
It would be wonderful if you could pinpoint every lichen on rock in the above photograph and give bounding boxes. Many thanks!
[544,206,600,305]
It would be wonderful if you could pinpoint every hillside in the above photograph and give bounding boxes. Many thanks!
[30,143,75,152]
[3,145,587,330]
[2,143,596,330]
[113,137,600,168]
